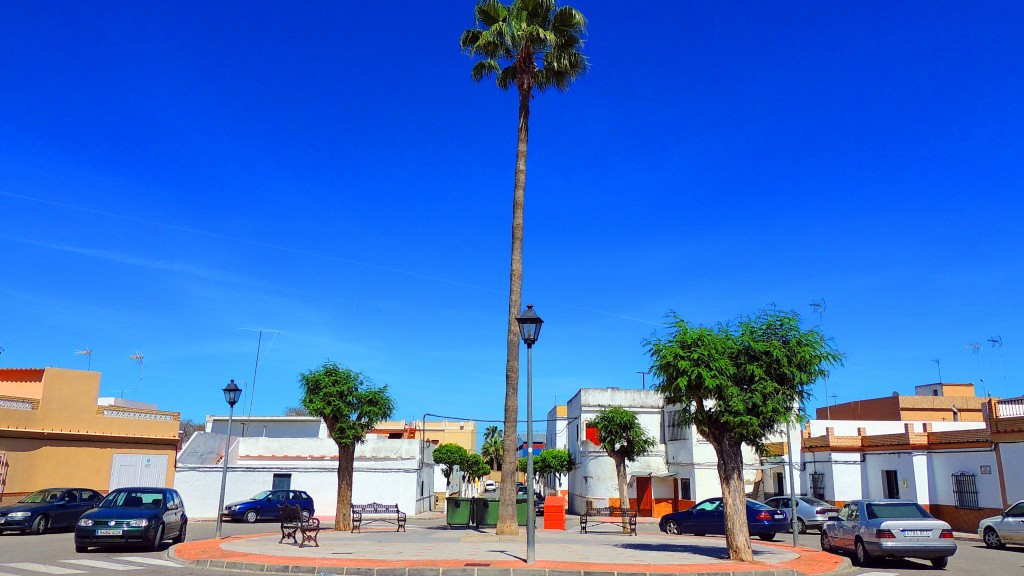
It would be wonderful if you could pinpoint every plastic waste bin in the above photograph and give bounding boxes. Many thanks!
[516,496,529,526]
[446,497,473,527]
[474,497,501,527]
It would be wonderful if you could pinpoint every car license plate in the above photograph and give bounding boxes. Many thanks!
[774,513,785,519]
[903,530,930,537]
[96,529,123,536]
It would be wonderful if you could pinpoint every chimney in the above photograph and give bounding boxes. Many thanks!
[857,427,867,436]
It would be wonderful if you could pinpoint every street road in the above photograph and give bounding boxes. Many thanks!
[0,517,1019,576]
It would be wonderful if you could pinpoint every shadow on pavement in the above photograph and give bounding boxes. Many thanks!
[615,542,777,559]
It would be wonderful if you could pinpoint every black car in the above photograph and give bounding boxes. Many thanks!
[74,487,187,552]
[0,488,104,534]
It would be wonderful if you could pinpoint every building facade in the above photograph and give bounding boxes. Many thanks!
[0,368,179,502]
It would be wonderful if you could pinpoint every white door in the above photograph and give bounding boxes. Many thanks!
[109,454,169,489]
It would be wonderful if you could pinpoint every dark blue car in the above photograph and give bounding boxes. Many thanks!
[0,488,104,534]
[222,490,315,523]
[659,497,789,541]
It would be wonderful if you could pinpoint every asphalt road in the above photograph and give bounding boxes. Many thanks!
[0,516,1020,576]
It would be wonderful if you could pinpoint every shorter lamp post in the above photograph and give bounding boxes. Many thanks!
[214,379,242,540]
[516,304,543,564]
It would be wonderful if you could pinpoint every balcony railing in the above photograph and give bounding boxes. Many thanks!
[996,397,1024,418]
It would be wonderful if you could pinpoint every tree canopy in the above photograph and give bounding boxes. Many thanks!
[299,361,394,530]
[434,443,469,487]
[647,308,842,562]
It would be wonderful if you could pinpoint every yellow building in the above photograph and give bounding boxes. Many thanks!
[372,419,478,452]
[0,368,180,502]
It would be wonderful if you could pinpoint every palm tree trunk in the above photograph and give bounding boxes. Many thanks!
[497,83,531,536]
[716,439,753,562]
[336,442,355,531]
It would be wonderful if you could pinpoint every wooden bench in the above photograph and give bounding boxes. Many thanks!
[580,506,638,535]
[278,504,322,548]
[351,502,407,533]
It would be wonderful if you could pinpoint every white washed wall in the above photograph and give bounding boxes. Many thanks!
[928,450,1003,509]
[999,442,1024,503]
[807,420,984,436]
[861,453,921,500]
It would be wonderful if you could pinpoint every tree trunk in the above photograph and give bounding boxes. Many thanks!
[497,77,532,536]
[613,453,631,533]
[715,439,753,562]
[335,442,355,531]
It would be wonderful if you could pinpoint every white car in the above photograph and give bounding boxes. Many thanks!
[978,500,1024,548]
[483,480,497,492]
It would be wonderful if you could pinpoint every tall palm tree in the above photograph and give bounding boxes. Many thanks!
[461,0,588,535]
[481,426,504,470]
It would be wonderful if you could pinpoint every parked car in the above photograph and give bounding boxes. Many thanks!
[74,487,187,552]
[535,494,546,516]
[0,488,104,534]
[820,499,956,569]
[222,490,315,523]
[763,495,839,533]
[659,497,789,541]
[978,500,1024,548]
[483,480,497,492]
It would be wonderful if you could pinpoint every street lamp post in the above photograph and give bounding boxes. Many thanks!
[516,305,543,564]
[214,379,242,540]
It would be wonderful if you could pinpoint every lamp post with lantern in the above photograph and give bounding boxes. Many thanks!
[214,379,242,540]
[516,305,543,564]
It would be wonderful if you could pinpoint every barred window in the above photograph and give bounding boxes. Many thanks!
[810,472,825,501]
[952,472,979,509]
[665,410,688,441]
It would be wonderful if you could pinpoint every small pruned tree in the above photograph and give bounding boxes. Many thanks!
[462,453,492,496]
[434,443,469,495]
[300,361,394,531]
[535,448,575,490]
[647,308,842,562]
[590,407,657,532]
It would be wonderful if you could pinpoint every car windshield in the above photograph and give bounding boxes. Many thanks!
[865,502,931,520]
[251,491,272,500]
[747,499,772,510]
[19,489,63,503]
[100,489,166,508]
[800,497,830,506]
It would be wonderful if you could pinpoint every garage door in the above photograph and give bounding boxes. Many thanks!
[109,454,168,489]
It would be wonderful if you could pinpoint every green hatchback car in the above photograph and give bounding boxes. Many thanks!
[74,487,187,552]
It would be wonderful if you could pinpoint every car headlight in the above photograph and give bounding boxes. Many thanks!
[8,512,31,519]
[129,519,149,527]
[78,518,94,526]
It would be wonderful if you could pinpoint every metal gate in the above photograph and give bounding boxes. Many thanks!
[952,472,979,509]
[810,472,825,500]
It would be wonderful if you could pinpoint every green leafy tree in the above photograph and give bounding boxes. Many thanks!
[434,443,469,494]
[647,308,842,562]
[299,361,395,531]
[535,448,575,489]
[590,407,657,532]
[462,453,492,496]
[461,0,588,535]
[481,425,504,470]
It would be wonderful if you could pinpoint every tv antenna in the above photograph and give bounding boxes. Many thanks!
[240,328,280,428]
[964,342,987,396]
[932,359,942,383]
[810,299,830,418]
[74,348,93,370]
[988,336,1005,384]
[636,370,649,390]
[128,351,145,401]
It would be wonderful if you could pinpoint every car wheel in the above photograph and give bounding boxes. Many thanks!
[665,519,681,535]
[31,515,48,535]
[300,509,312,521]
[75,545,89,553]
[854,538,872,566]
[172,520,187,544]
[797,518,808,534]
[244,510,258,523]
[931,556,949,569]
[149,523,164,552]
[984,527,1005,549]
[758,533,776,541]
[820,531,832,553]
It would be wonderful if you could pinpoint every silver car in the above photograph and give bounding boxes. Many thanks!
[763,496,838,533]
[820,499,956,569]
[978,500,1024,548]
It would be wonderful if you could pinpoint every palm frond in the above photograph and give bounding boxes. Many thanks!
[460,29,483,53]
[497,64,517,91]
[471,59,502,83]
[475,0,508,27]
[551,6,586,36]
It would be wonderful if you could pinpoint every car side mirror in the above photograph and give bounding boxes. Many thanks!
[827,515,839,522]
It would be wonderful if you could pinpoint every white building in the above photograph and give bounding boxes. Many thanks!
[542,404,570,496]
[176,416,434,519]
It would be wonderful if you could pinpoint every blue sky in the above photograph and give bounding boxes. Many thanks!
[2,1,1022,430]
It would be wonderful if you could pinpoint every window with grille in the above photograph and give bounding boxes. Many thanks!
[665,410,688,441]
[810,472,825,500]
[952,472,979,509]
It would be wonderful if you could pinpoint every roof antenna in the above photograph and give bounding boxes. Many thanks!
[964,342,987,397]
[988,336,1004,387]
[128,351,145,401]
[810,299,830,419]
[74,347,93,370]
[932,359,942,384]
[240,328,280,431]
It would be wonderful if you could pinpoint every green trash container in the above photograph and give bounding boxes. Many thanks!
[516,496,529,526]
[474,497,501,527]
[446,497,473,527]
